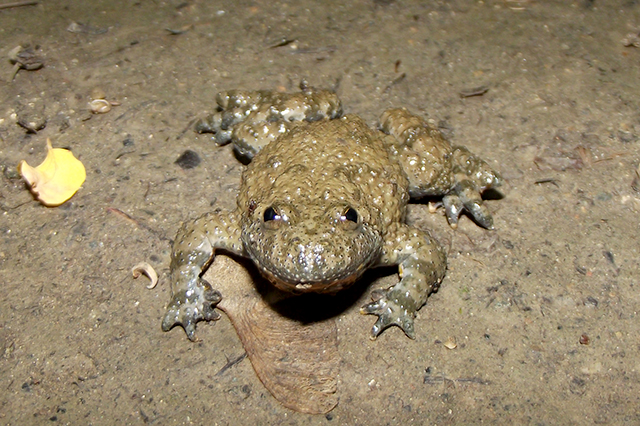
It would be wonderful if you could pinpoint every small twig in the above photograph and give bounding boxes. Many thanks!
[534,178,559,187]
[460,85,489,98]
[382,72,406,94]
[176,118,197,140]
[424,373,490,386]
[0,1,38,10]
[106,207,172,243]
[215,353,247,376]
[0,199,31,211]
[143,181,152,200]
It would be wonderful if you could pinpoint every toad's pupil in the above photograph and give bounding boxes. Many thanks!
[263,207,280,222]
[343,207,358,223]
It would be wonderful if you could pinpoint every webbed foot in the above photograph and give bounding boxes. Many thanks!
[161,278,222,341]
[360,288,418,340]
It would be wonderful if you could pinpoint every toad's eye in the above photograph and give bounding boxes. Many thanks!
[263,206,281,222]
[341,207,358,223]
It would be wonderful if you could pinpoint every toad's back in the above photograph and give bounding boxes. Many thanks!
[238,115,410,229]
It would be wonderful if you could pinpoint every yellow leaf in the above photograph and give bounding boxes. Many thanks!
[17,138,86,206]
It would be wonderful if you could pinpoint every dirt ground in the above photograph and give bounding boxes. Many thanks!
[1,0,640,424]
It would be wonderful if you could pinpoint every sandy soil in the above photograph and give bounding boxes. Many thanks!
[1,0,640,424]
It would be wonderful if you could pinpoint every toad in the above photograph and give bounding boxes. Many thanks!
[162,88,502,340]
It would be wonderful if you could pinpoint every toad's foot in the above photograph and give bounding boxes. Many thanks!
[361,287,418,339]
[361,223,446,339]
[164,210,243,340]
[444,146,503,229]
[161,278,222,341]
[443,183,493,229]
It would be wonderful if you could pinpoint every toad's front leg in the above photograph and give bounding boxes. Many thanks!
[361,223,447,339]
[162,211,244,341]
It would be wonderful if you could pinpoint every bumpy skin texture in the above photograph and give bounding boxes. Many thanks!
[163,89,502,341]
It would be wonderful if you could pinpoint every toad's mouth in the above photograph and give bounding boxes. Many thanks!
[244,236,380,293]
[258,266,365,294]
[244,239,381,294]
[242,224,383,294]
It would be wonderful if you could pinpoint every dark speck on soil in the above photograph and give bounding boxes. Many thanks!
[175,149,201,169]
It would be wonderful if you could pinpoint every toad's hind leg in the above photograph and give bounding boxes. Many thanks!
[195,89,343,159]
[379,108,502,229]
[361,223,447,339]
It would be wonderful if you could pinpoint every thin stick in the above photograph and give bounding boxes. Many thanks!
[0,1,38,10]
